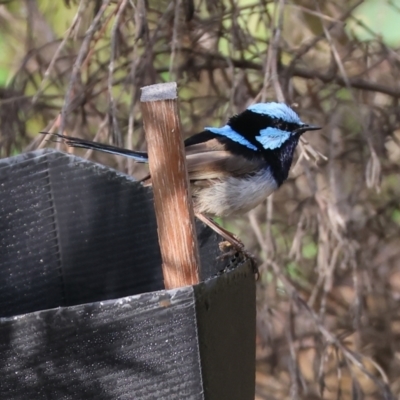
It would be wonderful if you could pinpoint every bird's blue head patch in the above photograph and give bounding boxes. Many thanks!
[247,102,302,124]
[255,127,291,150]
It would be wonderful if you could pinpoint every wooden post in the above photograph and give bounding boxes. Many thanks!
[140,82,200,289]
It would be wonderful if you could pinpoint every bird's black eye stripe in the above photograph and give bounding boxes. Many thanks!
[273,120,300,132]
[259,117,300,132]
[228,110,301,137]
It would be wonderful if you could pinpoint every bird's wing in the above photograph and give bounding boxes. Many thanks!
[186,150,264,181]
[184,131,221,152]
[184,137,226,155]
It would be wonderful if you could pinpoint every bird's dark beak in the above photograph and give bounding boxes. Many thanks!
[295,124,321,134]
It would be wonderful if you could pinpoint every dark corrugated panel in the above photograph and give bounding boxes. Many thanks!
[0,288,204,400]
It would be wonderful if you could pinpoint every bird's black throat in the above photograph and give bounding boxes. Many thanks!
[220,133,301,186]
[260,134,301,186]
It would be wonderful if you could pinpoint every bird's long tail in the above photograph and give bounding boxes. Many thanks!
[41,132,149,163]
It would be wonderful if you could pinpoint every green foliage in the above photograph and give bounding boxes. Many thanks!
[0,34,8,86]
[392,209,400,225]
[302,240,317,259]
[347,0,400,46]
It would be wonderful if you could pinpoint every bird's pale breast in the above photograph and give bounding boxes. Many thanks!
[193,167,278,217]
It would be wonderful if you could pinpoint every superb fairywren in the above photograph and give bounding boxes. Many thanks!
[47,102,320,248]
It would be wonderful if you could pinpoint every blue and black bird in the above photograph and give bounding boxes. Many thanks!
[48,102,320,246]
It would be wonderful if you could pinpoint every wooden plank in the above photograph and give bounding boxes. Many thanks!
[140,82,200,289]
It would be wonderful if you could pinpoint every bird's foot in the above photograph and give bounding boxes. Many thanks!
[218,234,244,251]
[218,240,259,279]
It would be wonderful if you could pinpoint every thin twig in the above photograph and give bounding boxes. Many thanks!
[59,0,112,136]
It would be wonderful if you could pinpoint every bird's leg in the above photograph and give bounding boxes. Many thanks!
[195,213,244,250]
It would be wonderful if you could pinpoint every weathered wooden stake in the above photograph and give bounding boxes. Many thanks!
[140,82,200,289]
